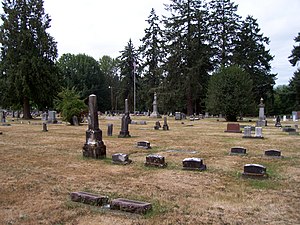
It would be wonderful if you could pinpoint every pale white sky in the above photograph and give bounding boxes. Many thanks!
[2,0,300,85]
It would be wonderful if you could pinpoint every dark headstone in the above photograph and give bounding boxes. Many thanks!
[182,158,206,171]
[110,198,152,214]
[42,123,48,132]
[137,141,151,149]
[230,146,247,155]
[265,149,281,157]
[112,153,132,165]
[70,192,109,206]
[154,121,161,130]
[82,94,106,159]
[282,127,296,132]
[163,116,169,130]
[107,124,113,136]
[224,123,242,133]
[72,115,79,126]
[275,115,282,127]
[242,164,267,177]
[144,154,167,167]
[118,99,131,138]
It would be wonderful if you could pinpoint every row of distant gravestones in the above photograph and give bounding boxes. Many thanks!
[105,141,282,178]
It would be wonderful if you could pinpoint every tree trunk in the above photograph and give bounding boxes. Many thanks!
[23,96,32,119]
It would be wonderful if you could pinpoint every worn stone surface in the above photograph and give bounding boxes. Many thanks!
[70,192,109,206]
[275,115,282,127]
[72,116,79,126]
[265,149,281,157]
[182,158,206,171]
[255,127,263,138]
[224,123,242,133]
[42,123,48,132]
[118,99,131,138]
[154,121,161,130]
[112,153,132,165]
[144,154,167,167]
[110,198,152,214]
[150,92,161,118]
[163,116,169,130]
[82,94,106,159]
[242,164,267,177]
[137,141,151,149]
[230,147,247,155]
[48,111,57,124]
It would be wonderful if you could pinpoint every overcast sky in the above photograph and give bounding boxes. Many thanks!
[2,0,300,86]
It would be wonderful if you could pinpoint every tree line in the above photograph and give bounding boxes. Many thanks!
[0,0,299,121]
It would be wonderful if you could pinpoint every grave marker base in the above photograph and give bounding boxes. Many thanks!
[110,198,152,214]
[70,192,109,206]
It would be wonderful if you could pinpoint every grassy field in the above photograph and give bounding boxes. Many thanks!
[0,116,299,225]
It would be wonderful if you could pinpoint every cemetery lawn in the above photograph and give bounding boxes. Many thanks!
[0,116,299,225]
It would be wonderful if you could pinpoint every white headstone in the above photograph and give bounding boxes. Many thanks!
[255,127,263,138]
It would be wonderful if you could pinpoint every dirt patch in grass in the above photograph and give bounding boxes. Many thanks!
[0,117,299,224]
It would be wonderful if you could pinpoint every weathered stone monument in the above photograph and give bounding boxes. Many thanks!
[243,126,252,138]
[118,99,131,138]
[265,149,282,157]
[256,98,265,127]
[72,115,79,126]
[242,164,268,178]
[224,123,242,133]
[163,116,169,130]
[150,92,161,118]
[42,122,48,132]
[154,121,161,130]
[230,146,247,155]
[254,127,263,138]
[107,124,113,136]
[112,153,132,165]
[182,158,206,171]
[70,192,109,206]
[48,111,57,124]
[275,115,282,127]
[110,198,152,214]
[82,94,106,159]
[144,154,167,167]
[137,141,151,149]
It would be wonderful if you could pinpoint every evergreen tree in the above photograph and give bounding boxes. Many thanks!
[206,65,254,121]
[163,0,213,115]
[232,16,276,112]
[273,85,295,114]
[0,0,59,119]
[118,39,139,112]
[57,53,109,111]
[289,32,300,110]
[208,0,241,67]
[139,8,165,111]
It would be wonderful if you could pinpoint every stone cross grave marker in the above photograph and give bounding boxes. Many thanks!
[82,94,106,159]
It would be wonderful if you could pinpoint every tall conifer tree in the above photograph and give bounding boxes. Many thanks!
[0,0,58,118]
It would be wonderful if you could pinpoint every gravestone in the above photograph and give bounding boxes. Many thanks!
[144,154,167,167]
[1,111,6,123]
[255,127,263,138]
[282,127,296,132]
[256,98,266,127]
[48,111,57,124]
[224,123,242,133]
[112,153,132,165]
[149,92,161,118]
[265,149,282,157]
[154,121,161,130]
[42,123,48,132]
[283,115,287,121]
[110,198,152,214]
[70,192,109,206]
[182,158,206,171]
[41,112,48,122]
[118,99,131,138]
[82,94,106,159]
[137,141,151,149]
[107,124,113,136]
[230,146,247,155]
[243,126,252,138]
[175,112,182,120]
[275,115,282,127]
[72,115,79,126]
[292,111,298,121]
[242,164,267,178]
[163,116,169,130]
[205,112,209,118]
